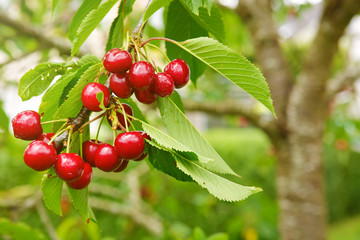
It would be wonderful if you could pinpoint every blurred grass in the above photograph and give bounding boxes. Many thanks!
[329,216,360,240]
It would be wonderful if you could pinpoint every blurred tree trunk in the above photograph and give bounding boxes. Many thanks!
[234,0,360,239]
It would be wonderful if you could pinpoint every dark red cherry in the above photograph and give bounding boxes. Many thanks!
[152,73,174,97]
[55,153,84,182]
[67,162,92,190]
[164,59,190,88]
[109,73,134,99]
[107,103,133,130]
[37,133,63,153]
[81,83,110,112]
[113,159,129,172]
[82,140,102,167]
[24,140,57,171]
[12,110,43,140]
[114,132,145,160]
[134,131,151,161]
[128,61,155,90]
[135,88,158,104]
[94,143,122,172]
[103,49,133,73]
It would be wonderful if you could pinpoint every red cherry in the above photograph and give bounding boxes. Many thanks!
[128,61,155,90]
[115,132,145,160]
[94,143,122,172]
[164,59,190,88]
[37,133,63,153]
[103,49,133,73]
[135,88,158,104]
[107,103,133,130]
[134,131,151,161]
[67,162,93,190]
[152,73,175,97]
[81,83,110,112]
[109,73,134,99]
[113,159,129,172]
[82,139,102,167]
[55,153,84,182]
[12,110,43,140]
[24,140,57,171]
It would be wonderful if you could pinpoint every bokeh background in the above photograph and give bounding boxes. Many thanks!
[1,0,360,239]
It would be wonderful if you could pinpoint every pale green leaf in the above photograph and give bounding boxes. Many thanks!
[76,54,100,66]
[166,0,207,84]
[52,0,59,15]
[158,97,237,175]
[18,63,66,101]
[106,14,123,52]
[175,154,262,201]
[0,218,46,240]
[68,0,102,41]
[0,100,9,132]
[71,0,118,56]
[41,169,63,216]
[173,37,275,116]
[66,185,96,223]
[144,0,174,21]
[53,63,102,131]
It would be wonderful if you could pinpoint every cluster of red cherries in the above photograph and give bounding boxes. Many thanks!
[12,48,190,190]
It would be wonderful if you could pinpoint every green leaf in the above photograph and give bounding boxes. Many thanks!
[68,0,102,41]
[0,218,46,240]
[196,6,225,43]
[66,186,96,223]
[148,145,193,182]
[172,37,276,116]
[41,169,63,216]
[69,126,90,155]
[39,71,76,132]
[106,13,123,52]
[180,0,203,15]
[0,100,9,132]
[175,154,262,201]
[122,0,136,16]
[76,54,100,66]
[166,0,208,85]
[52,0,59,15]
[203,0,213,15]
[144,0,174,21]
[18,63,66,101]
[53,63,102,131]
[191,227,207,240]
[169,90,185,113]
[158,97,237,175]
[71,0,118,56]
[121,98,148,130]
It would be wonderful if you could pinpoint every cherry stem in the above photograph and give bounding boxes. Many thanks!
[41,119,68,125]
[143,46,158,72]
[66,128,73,153]
[140,37,178,48]
[48,126,71,146]
[95,115,105,143]
[145,44,171,63]
[119,102,129,132]
[79,132,83,158]
[78,112,107,132]
[113,129,117,145]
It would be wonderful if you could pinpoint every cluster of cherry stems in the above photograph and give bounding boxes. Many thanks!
[12,47,190,190]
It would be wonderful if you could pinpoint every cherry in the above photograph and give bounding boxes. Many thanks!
[107,103,133,130]
[103,49,133,73]
[152,73,174,97]
[67,162,92,190]
[164,59,190,88]
[94,143,122,172]
[113,159,129,173]
[82,139,103,167]
[135,88,158,104]
[12,110,43,140]
[115,131,145,160]
[55,153,84,182]
[109,73,134,99]
[37,133,63,153]
[134,131,151,161]
[81,83,110,112]
[24,140,57,171]
[128,61,155,90]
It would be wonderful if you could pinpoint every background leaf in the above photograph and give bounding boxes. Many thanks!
[0,100,9,132]
[143,0,174,21]
[0,218,46,240]
[52,0,59,15]
[71,0,118,56]
[158,97,237,175]
[180,0,203,15]
[18,63,66,101]
[68,0,102,41]
[195,6,225,43]
[174,37,276,115]
[165,0,208,85]
[41,169,63,216]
